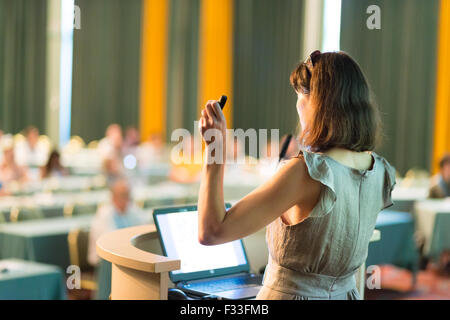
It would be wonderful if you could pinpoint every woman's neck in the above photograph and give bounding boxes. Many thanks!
[323,147,373,171]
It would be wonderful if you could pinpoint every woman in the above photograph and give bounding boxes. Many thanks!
[40,150,68,179]
[197,51,396,300]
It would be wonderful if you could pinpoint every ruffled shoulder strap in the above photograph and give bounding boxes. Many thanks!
[298,150,337,218]
[377,155,397,210]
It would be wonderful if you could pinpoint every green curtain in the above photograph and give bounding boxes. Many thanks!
[233,0,305,152]
[165,0,200,137]
[0,0,47,134]
[71,0,142,143]
[340,0,439,174]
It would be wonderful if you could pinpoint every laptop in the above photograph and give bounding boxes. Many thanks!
[153,204,263,300]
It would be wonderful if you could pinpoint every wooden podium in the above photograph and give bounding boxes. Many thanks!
[97,225,379,300]
[96,225,180,300]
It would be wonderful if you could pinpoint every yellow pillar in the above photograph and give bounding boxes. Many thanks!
[433,0,450,173]
[198,0,233,127]
[139,0,169,141]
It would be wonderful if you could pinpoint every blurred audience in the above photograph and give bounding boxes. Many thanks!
[136,133,165,166]
[429,153,450,198]
[0,145,29,184]
[122,126,140,155]
[88,178,146,266]
[226,132,246,164]
[0,130,11,164]
[98,124,123,161]
[102,157,124,185]
[40,150,69,179]
[0,181,9,196]
[15,126,49,167]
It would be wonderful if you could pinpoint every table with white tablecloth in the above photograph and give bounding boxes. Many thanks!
[414,199,450,261]
[390,186,428,213]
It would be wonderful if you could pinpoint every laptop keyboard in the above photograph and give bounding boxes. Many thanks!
[183,274,262,293]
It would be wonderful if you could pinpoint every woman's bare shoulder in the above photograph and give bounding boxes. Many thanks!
[277,155,318,187]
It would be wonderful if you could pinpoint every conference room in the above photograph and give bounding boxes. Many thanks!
[0,0,449,303]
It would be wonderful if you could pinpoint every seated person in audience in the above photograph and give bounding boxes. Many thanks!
[102,157,124,185]
[429,153,450,198]
[15,126,49,167]
[98,124,124,161]
[0,145,29,184]
[122,126,140,155]
[0,130,6,164]
[40,150,69,179]
[0,182,10,196]
[88,179,146,266]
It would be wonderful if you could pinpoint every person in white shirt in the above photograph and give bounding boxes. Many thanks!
[122,126,140,156]
[88,178,147,266]
[15,126,49,167]
[0,145,29,184]
[97,124,123,161]
[429,153,450,199]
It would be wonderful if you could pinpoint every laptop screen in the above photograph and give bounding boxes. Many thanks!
[153,205,250,282]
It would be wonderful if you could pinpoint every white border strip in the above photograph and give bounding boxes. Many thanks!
[322,0,342,52]
[59,0,75,147]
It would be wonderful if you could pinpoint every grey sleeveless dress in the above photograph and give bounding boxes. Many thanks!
[256,150,396,300]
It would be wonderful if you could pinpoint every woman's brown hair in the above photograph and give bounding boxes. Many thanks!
[290,51,381,153]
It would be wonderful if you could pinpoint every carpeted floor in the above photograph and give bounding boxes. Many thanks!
[365,264,450,300]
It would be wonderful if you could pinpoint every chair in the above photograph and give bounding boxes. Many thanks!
[62,136,85,155]
[69,136,86,148]
[87,140,99,149]
[67,228,98,293]
[13,133,25,144]
[41,206,64,219]
[9,207,43,223]
[73,203,98,216]
[38,135,52,150]
[63,203,75,218]
[64,203,98,218]
[136,200,145,209]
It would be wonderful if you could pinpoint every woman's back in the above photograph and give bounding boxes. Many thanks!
[259,149,396,299]
[197,51,396,300]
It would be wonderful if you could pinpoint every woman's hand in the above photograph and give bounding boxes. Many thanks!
[197,100,228,244]
[198,100,227,147]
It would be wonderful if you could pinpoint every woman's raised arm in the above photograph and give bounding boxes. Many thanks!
[197,100,321,246]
